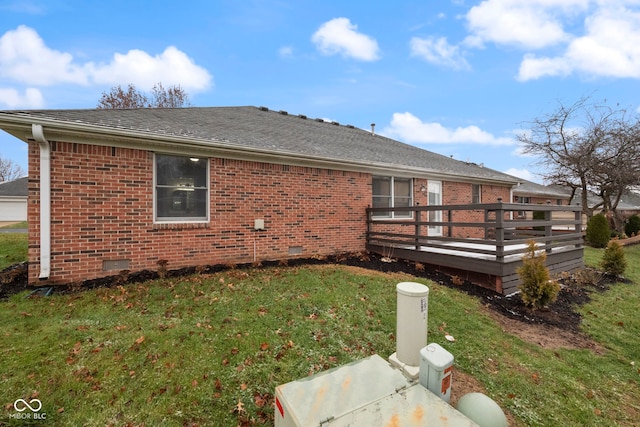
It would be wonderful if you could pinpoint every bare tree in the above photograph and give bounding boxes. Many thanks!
[518,97,640,230]
[0,156,25,182]
[97,82,191,109]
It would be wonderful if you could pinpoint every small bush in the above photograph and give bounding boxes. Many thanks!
[624,214,640,237]
[517,240,560,309]
[601,240,627,276]
[586,214,610,248]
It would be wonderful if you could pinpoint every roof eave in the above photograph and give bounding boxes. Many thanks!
[0,114,518,186]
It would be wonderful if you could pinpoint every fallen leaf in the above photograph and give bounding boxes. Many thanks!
[240,383,247,390]
[445,334,456,342]
[233,400,245,414]
[254,393,266,408]
[57,407,64,414]
[134,336,145,345]
[192,379,198,387]
[260,342,269,351]
[594,408,602,416]
[215,378,222,390]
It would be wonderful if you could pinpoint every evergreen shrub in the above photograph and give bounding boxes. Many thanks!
[517,240,560,309]
[624,214,640,237]
[586,213,610,248]
[601,240,627,276]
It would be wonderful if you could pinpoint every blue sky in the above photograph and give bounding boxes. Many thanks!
[2,0,640,183]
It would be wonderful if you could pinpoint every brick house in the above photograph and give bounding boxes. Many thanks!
[0,106,519,286]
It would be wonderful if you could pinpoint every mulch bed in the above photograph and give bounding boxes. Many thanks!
[0,253,627,332]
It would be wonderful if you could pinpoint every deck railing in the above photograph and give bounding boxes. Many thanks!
[366,199,583,262]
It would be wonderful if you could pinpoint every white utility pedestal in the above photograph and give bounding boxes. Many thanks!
[389,281,429,379]
[420,343,454,403]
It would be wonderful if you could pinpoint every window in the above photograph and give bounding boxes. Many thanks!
[517,196,530,218]
[428,181,442,236]
[155,154,208,222]
[372,176,412,218]
[472,184,482,204]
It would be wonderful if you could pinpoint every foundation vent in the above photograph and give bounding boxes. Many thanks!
[103,259,130,271]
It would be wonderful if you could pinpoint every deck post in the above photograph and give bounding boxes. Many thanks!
[574,205,582,248]
[415,205,421,251]
[545,200,552,253]
[366,205,372,246]
[495,198,504,262]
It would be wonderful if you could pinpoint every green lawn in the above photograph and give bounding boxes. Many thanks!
[0,239,638,426]
[0,232,27,270]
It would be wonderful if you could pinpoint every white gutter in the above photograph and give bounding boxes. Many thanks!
[32,124,51,279]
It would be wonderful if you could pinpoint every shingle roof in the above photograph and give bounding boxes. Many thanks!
[0,176,27,197]
[513,180,571,199]
[0,106,518,185]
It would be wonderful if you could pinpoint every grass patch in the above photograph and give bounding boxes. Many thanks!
[0,221,28,229]
[0,246,638,425]
[0,232,27,270]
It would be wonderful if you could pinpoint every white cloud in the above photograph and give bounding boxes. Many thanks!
[504,167,538,182]
[410,36,470,70]
[0,25,212,92]
[463,0,586,49]
[0,25,89,85]
[518,6,640,80]
[382,112,514,145]
[88,47,212,92]
[0,87,44,108]
[311,18,380,61]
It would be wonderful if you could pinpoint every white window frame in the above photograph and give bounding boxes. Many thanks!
[517,196,530,218]
[154,153,210,223]
[427,180,442,236]
[372,176,413,219]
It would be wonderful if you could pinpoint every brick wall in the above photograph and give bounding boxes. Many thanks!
[443,182,511,238]
[28,141,370,285]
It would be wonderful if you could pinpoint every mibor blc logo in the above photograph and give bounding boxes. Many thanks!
[10,398,47,420]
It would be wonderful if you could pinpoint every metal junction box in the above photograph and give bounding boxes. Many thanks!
[274,354,478,427]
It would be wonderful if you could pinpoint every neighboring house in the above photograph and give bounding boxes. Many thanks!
[567,188,640,222]
[511,180,579,228]
[0,176,27,222]
[0,106,519,286]
[512,180,571,209]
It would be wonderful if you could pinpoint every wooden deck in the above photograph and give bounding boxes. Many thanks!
[366,200,584,295]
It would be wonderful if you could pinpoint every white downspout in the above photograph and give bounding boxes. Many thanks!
[32,124,51,279]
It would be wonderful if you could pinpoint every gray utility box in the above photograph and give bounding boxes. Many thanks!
[274,354,478,426]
